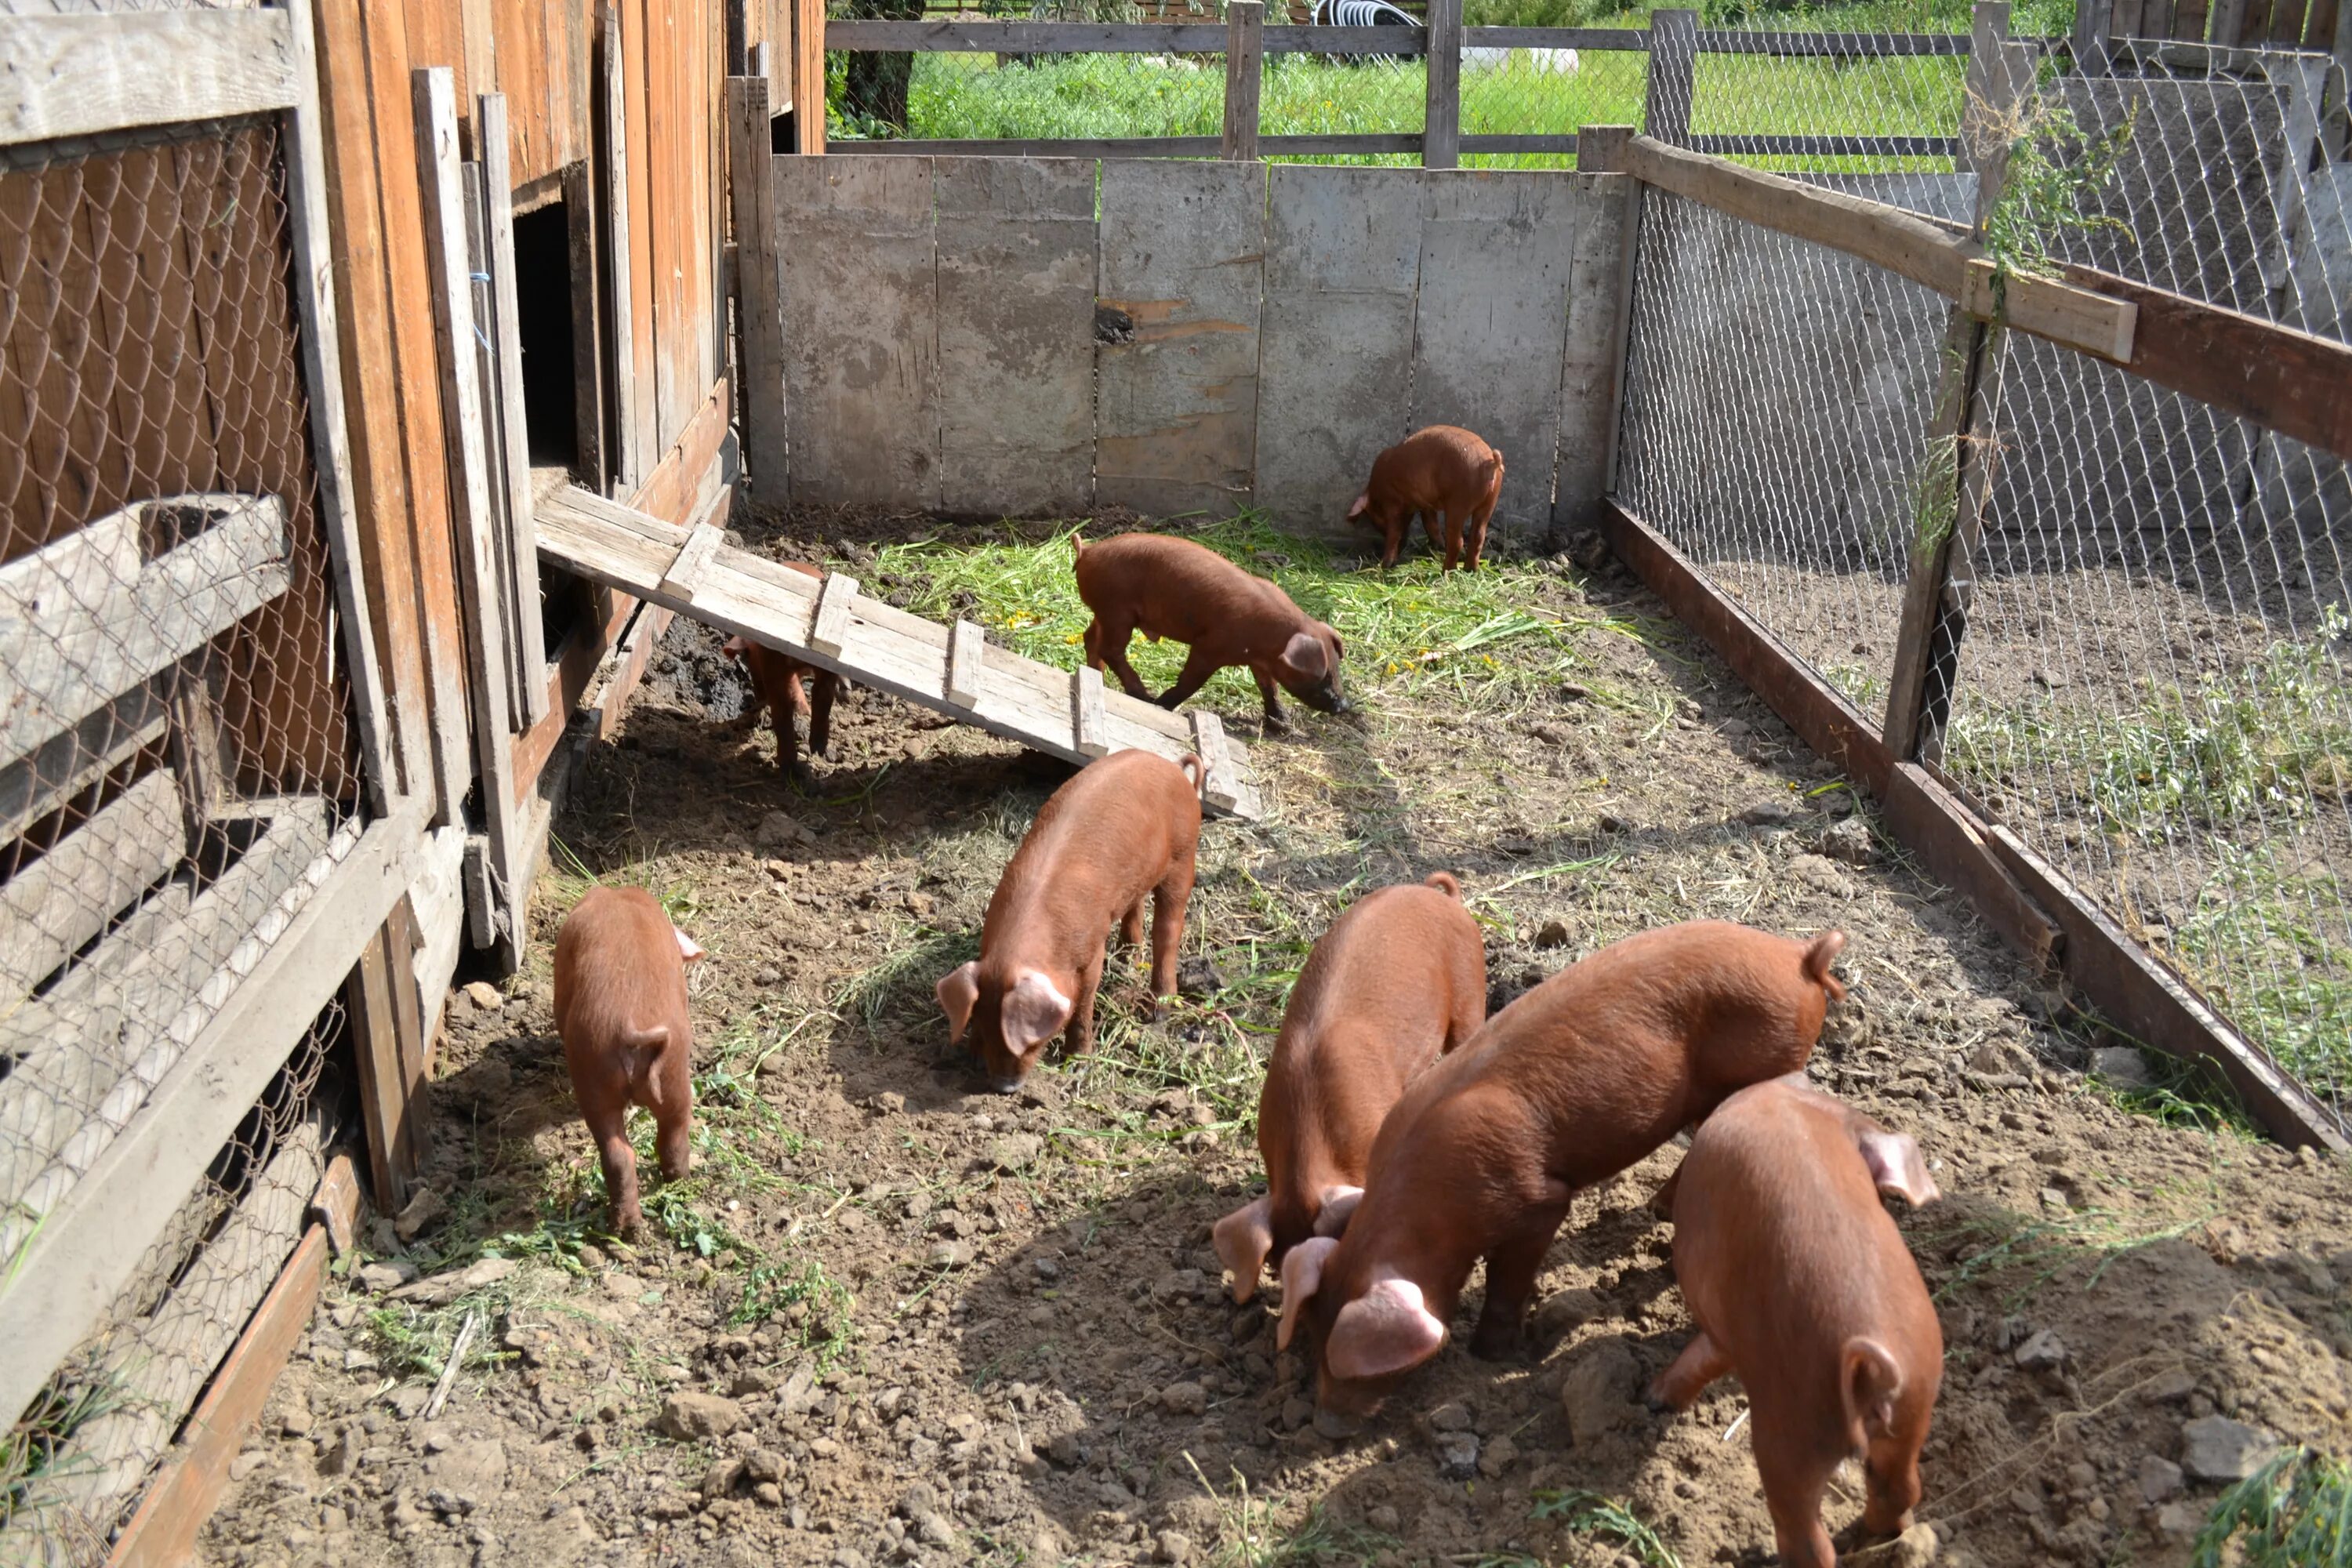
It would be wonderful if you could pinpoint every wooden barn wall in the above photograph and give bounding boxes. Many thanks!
[311,0,732,823]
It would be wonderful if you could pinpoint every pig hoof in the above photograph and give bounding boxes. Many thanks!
[1642,1387,1676,1415]
[1467,1325,1523,1361]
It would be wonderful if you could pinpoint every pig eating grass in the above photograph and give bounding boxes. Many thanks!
[1215,871,1486,1303]
[1650,1075,1943,1568]
[552,886,706,1236]
[1346,425,1505,572]
[937,748,1204,1092]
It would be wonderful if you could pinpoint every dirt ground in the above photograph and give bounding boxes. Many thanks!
[197,509,2352,1568]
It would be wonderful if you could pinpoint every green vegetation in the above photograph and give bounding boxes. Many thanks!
[1928,1194,2218,1308]
[1531,1489,1686,1568]
[2,1374,129,1529]
[1182,1455,1401,1567]
[2194,1446,2352,1568]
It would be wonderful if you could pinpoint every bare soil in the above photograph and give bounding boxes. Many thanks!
[198,511,2352,1568]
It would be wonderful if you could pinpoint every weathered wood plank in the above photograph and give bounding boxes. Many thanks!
[0,681,169,846]
[934,158,1098,518]
[1095,159,1267,517]
[480,93,551,729]
[1254,165,1424,537]
[1189,710,1240,815]
[1410,171,1583,539]
[842,136,1226,157]
[1425,0,1464,169]
[0,12,298,147]
[601,4,646,492]
[563,159,609,493]
[0,496,291,768]
[778,156,940,509]
[0,798,418,1432]
[1224,1,1265,162]
[945,619,985,708]
[1552,171,1631,533]
[1646,9,1698,145]
[463,163,535,735]
[809,571,860,656]
[729,76,792,506]
[1072,665,1110,758]
[0,768,183,1006]
[347,895,426,1212]
[658,521,728,603]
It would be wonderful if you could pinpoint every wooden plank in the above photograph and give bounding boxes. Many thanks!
[1189,710,1240,814]
[480,93,551,730]
[347,897,425,1211]
[1602,499,1893,795]
[1465,25,1661,47]
[1095,159,1266,517]
[1254,165,1424,535]
[1409,170,1582,540]
[1425,0,1464,169]
[0,12,298,147]
[1958,257,2134,359]
[842,136,1226,157]
[0,800,423,1432]
[2073,0,2115,67]
[829,19,1234,49]
[464,162,534,735]
[1881,761,2061,975]
[308,1152,362,1254]
[1072,665,1110,759]
[809,571,860,656]
[105,1228,331,1568]
[659,521,728,602]
[0,496,291,768]
[601,3,648,493]
[1224,0,1265,162]
[729,75,791,506]
[0,768,183,1005]
[1587,129,1646,499]
[1459,134,1582,153]
[0,681,169,847]
[793,0,826,153]
[933,157,1098,517]
[1980,820,2347,1152]
[946,619,985,708]
[1646,9,1697,146]
[1552,170,1631,535]
[563,159,610,493]
[776,156,940,509]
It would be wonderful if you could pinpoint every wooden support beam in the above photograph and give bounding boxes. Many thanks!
[1189,710,1240,815]
[1222,0,1264,163]
[0,682,169,845]
[728,74,790,505]
[600,5,643,494]
[1644,9,1697,145]
[1072,665,1110,759]
[946,619,985,709]
[0,11,298,147]
[1580,125,1646,498]
[479,93,550,730]
[347,892,428,1214]
[657,521,727,604]
[1423,0,1463,169]
[0,768,183,1004]
[308,1152,362,1254]
[808,572,859,658]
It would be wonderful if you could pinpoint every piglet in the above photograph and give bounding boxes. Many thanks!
[937,748,1203,1092]
[1650,1076,1941,1568]
[552,885,706,1235]
[1073,533,1346,732]
[1345,426,1505,572]
[722,564,840,780]
[1277,920,1848,1417]
[1215,872,1486,1304]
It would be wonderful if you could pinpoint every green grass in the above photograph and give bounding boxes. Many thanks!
[2,1374,132,1530]
[2194,1446,2352,1568]
[1181,1455,1400,1568]
[1531,1489,1685,1568]
[1926,1195,2219,1309]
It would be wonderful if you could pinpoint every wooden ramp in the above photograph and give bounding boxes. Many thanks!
[535,487,1265,818]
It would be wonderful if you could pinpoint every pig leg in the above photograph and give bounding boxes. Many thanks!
[1117,900,1145,949]
[1147,848,1196,1007]
[1439,507,1465,572]
[1378,514,1407,568]
[1247,663,1288,732]
[585,1102,644,1235]
[1155,647,1225,713]
[1645,1329,1732,1410]
[1756,1446,1838,1568]
[1860,1448,1924,1540]
[1089,618,1154,701]
[1064,946,1109,1057]
[807,671,837,761]
[1465,504,1494,571]
[1468,1200,1572,1359]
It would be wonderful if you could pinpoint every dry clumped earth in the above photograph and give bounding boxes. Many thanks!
[198,511,2352,1568]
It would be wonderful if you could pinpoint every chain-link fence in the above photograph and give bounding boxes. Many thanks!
[1618,39,2352,1129]
[2,1000,346,1565]
[2,114,366,1557]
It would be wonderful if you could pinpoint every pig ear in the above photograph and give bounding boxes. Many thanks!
[1324,625,1345,661]
[1282,632,1330,681]
[721,635,746,655]
[1327,1275,1447,1381]
[1345,492,1370,520]
[1276,1236,1338,1352]
[935,961,981,1044]
[1854,1127,1940,1208]
[1312,1185,1364,1238]
[1000,969,1074,1055]
[673,927,707,963]
[1213,1196,1275,1305]
[1841,1336,1904,1452]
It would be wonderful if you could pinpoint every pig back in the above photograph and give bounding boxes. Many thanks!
[982,749,1200,960]
[554,885,691,1047]
[1077,534,1301,648]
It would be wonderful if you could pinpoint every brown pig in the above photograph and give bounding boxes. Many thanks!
[936,748,1203,1092]
[1276,921,1848,1418]
[1073,533,1347,732]
[552,886,706,1235]
[1345,426,1505,572]
[1214,872,1486,1304]
[721,562,840,780]
[1649,1076,1942,1568]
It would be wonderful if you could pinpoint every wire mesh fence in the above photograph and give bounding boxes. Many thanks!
[2,1000,346,1565]
[1618,38,2352,1130]
[1,113,368,1531]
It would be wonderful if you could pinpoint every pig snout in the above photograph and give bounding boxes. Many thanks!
[981,1072,1025,1096]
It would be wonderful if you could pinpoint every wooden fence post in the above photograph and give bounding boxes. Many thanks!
[1646,9,1697,147]
[1883,0,2026,763]
[1424,0,1461,169]
[2071,0,2114,71]
[1580,125,1647,500]
[1223,0,1264,162]
[347,896,427,1213]
[729,74,790,506]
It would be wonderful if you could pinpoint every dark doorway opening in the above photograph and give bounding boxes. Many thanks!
[511,198,581,471]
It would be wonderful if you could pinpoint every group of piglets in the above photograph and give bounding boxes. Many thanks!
[1221,893,1942,1568]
